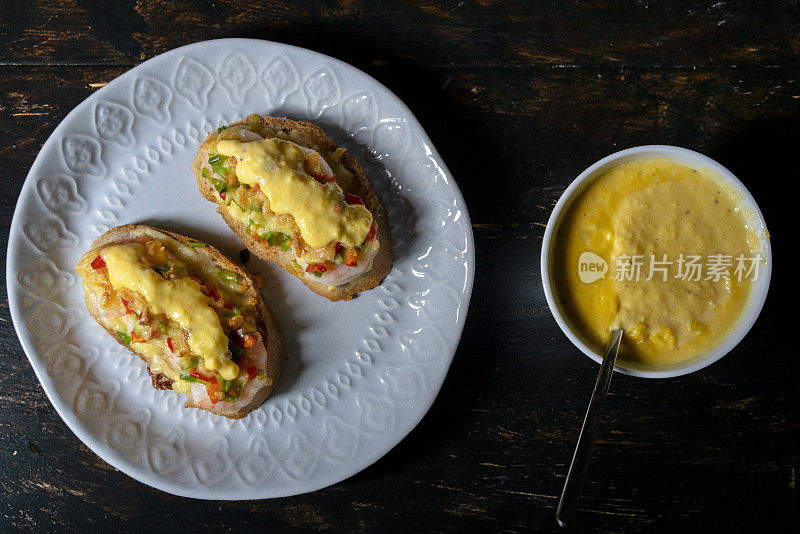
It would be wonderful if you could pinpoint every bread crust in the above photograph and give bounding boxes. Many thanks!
[83,224,284,419]
[192,115,393,301]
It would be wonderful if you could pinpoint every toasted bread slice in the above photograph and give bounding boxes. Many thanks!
[75,224,284,419]
[191,115,393,301]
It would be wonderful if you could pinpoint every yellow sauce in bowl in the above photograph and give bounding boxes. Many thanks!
[552,158,763,367]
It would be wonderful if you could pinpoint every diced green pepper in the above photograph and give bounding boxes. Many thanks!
[208,154,228,175]
[258,231,277,246]
[172,261,187,277]
[208,176,227,193]
[257,369,266,381]
[230,198,246,211]
[117,331,131,345]
[179,371,203,383]
[180,356,199,371]
[186,242,206,248]
[218,269,240,285]
[153,264,170,275]
[312,271,323,278]
[292,260,301,270]
[217,377,233,394]
[279,234,292,252]
[217,126,227,133]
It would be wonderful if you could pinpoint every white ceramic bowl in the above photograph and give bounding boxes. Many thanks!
[540,145,772,378]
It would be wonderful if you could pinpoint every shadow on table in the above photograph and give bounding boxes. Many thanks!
[708,117,797,347]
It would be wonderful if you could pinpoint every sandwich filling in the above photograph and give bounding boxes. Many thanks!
[75,232,270,406]
[199,118,381,287]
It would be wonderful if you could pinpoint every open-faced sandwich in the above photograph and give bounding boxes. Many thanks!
[191,114,393,301]
[74,224,283,419]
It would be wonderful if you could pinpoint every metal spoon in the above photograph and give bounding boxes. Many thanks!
[556,329,623,527]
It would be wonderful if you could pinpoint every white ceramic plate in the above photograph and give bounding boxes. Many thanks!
[6,39,474,499]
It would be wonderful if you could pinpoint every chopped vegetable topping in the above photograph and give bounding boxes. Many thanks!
[166,337,174,352]
[259,231,279,246]
[91,256,106,270]
[208,154,227,175]
[305,263,327,277]
[180,356,199,370]
[206,380,220,404]
[179,370,203,383]
[217,377,233,394]
[257,369,266,381]
[344,193,364,206]
[344,248,358,267]
[208,176,228,194]
[242,333,257,348]
[117,331,131,345]
[120,297,135,316]
[279,234,292,252]
[310,171,336,185]
[246,366,258,380]
[189,369,215,383]
[218,270,240,285]
[186,242,207,248]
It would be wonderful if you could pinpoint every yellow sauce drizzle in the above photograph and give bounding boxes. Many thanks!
[100,243,239,380]
[216,138,372,248]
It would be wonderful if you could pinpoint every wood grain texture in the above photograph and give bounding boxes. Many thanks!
[1,1,799,531]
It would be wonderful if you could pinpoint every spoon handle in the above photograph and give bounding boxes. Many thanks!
[556,329,623,527]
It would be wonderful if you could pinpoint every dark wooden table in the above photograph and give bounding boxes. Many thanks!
[1,1,798,531]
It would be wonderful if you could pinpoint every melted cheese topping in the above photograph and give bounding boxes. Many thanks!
[100,244,239,380]
[216,138,372,248]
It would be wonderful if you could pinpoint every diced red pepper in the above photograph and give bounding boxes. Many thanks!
[344,193,364,205]
[223,300,233,310]
[120,297,135,315]
[190,369,214,383]
[365,224,376,242]
[242,333,257,348]
[311,171,336,185]
[334,242,344,257]
[206,381,220,404]
[246,366,258,380]
[305,263,327,275]
[91,255,106,270]
[253,183,260,192]
[344,248,358,267]
[166,338,174,352]
[220,191,226,200]
[205,284,221,301]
